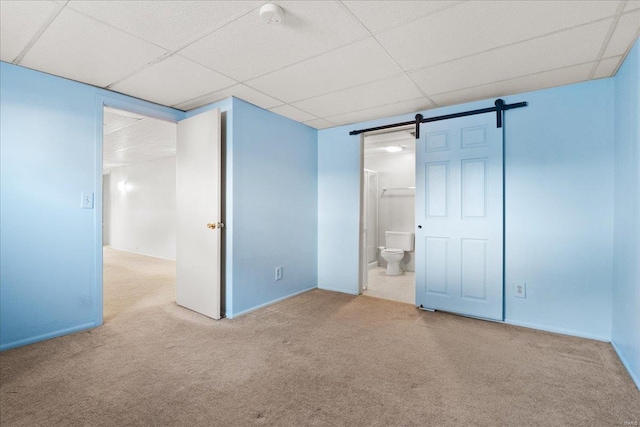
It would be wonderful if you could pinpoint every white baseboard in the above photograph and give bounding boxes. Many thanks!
[106,246,176,262]
[317,285,359,295]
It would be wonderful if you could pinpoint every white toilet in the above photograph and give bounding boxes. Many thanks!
[379,231,415,276]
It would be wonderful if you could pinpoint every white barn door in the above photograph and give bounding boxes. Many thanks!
[176,109,222,319]
[415,114,503,320]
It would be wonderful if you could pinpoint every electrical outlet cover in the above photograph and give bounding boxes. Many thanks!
[81,192,94,209]
[514,283,526,298]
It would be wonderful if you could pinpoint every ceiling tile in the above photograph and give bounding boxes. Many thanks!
[0,1,58,62]
[364,130,416,155]
[104,106,146,120]
[103,111,176,171]
[325,97,435,126]
[103,111,141,134]
[603,10,640,57]
[68,1,262,51]
[625,1,640,12]
[593,56,623,78]
[342,0,462,34]
[179,1,369,81]
[408,19,610,96]
[377,1,621,71]
[269,104,317,122]
[105,118,176,152]
[303,118,335,129]
[430,62,594,107]
[110,55,235,106]
[246,37,402,103]
[173,84,284,111]
[292,74,424,118]
[20,8,167,87]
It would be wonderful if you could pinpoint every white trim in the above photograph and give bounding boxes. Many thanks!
[107,246,176,262]
[94,95,185,329]
[611,340,640,390]
[504,319,610,342]
[226,286,317,319]
[317,285,360,296]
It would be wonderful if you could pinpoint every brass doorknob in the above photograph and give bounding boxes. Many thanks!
[206,222,225,230]
[207,223,216,229]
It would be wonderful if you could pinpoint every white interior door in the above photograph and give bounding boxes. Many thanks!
[176,109,222,319]
[415,113,503,320]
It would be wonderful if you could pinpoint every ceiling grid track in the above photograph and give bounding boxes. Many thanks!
[405,13,627,78]
[336,0,441,108]
[97,1,273,90]
[12,1,69,64]
[3,1,638,127]
[429,59,603,100]
[588,1,629,80]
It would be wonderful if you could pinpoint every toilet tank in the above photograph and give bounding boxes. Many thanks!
[385,231,414,251]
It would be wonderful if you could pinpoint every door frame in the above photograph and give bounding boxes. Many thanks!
[357,125,417,296]
[358,134,365,294]
[93,95,184,326]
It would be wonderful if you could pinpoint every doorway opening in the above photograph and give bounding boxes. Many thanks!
[102,106,178,322]
[360,127,416,305]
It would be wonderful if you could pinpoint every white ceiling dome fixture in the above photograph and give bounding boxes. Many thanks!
[260,4,285,25]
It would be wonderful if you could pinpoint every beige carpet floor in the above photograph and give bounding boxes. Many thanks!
[1,248,638,426]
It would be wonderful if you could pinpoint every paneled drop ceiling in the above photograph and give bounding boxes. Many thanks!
[102,107,177,172]
[364,129,416,156]
[1,1,639,129]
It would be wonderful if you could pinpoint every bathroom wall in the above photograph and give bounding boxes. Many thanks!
[109,156,177,260]
[612,39,640,389]
[0,62,185,350]
[318,78,614,341]
[364,152,416,271]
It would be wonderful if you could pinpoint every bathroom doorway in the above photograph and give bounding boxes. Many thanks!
[360,127,416,305]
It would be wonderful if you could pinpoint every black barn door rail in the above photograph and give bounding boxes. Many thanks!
[349,99,528,139]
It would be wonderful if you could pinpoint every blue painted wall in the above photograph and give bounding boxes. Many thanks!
[318,79,615,340]
[0,60,317,349]
[0,62,184,350]
[503,80,614,341]
[612,39,640,389]
[317,127,362,294]
[226,99,317,317]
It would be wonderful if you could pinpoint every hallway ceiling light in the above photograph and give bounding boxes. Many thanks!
[384,146,403,153]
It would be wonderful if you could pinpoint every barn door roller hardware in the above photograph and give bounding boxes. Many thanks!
[349,99,528,139]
